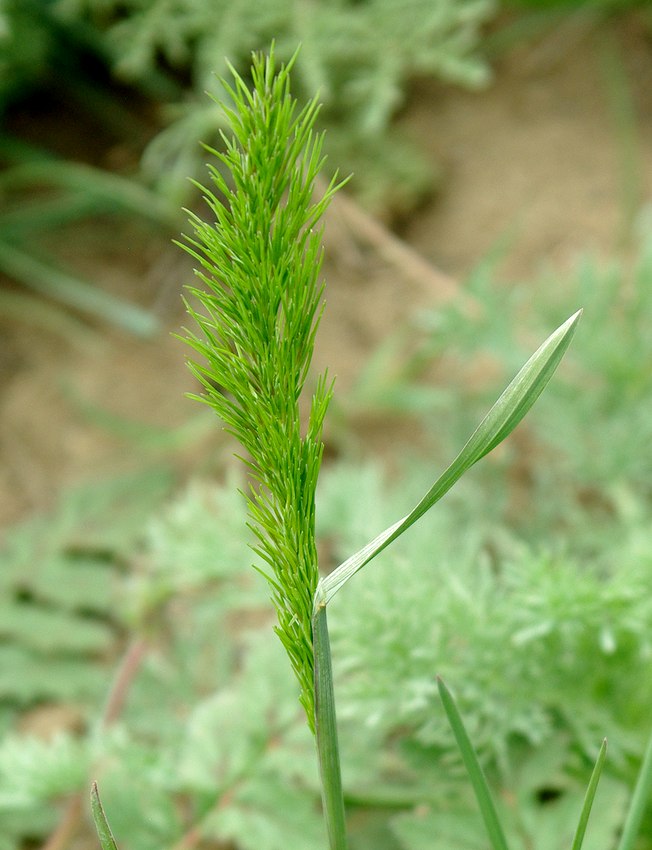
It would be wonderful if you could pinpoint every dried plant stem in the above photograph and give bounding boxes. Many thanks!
[319,177,476,313]
[100,638,148,726]
[39,795,83,850]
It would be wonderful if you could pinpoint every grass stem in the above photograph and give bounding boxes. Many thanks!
[617,724,652,850]
[313,603,349,850]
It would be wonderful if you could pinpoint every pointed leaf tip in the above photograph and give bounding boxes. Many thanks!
[318,309,582,607]
[91,782,120,850]
[437,678,511,850]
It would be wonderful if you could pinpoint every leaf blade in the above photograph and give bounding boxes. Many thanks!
[571,738,607,850]
[317,309,581,606]
[90,782,120,850]
[616,723,652,850]
[437,678,510,850]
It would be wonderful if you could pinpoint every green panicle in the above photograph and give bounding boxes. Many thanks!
[179,47,342,728]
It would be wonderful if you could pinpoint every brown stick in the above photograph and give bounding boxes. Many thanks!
[99,639,149,727]
[320,178,478,316]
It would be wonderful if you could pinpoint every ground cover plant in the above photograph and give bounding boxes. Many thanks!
[4,456,652,849]
[0,468,173,732]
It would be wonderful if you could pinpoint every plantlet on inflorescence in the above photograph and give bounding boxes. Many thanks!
[90,46,652,850]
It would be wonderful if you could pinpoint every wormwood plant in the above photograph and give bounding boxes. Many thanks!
[91,47,652,850]
[0,470,172,726]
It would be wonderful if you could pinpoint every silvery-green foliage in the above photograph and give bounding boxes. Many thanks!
[87,726,184,850]
[124,476,267,620]
[0,470,172,724]
[89,632,323,850]
[87,0,494,95]
[175,635,325,850]
[0,734,88,850]
[1,463,651,849]
[0,473,325,850]
[320,461,652,772]
[0,733,87,807]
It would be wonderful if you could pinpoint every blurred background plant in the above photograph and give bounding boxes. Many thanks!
[2,0,494,206]
[3,0,651,331]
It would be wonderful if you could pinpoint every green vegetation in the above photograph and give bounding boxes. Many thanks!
[0,150,175,336]
[1,8,652,850]
[1,0,492,208]
[179,52,340,725]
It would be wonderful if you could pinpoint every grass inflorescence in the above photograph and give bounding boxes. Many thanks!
[179,48,342,726]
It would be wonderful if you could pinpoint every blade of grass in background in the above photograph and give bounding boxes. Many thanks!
[437,677,510,850]
[571,738,608,850]
[0,153,177,336]
[0,242,159,337]
[617,726,652,850]
[0,161,177,228]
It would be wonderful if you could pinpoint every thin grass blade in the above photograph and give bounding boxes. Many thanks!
[90,782,120,850]
[0,162,176,227]
[317,309,581,606]
[616,723,652,850]
[571,738,607,850]
[437,678,510,850]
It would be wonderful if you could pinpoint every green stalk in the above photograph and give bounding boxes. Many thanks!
[179,45,349,847]
[617,724,652,850]
[313,601,349,850]
[570,738,607,850]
